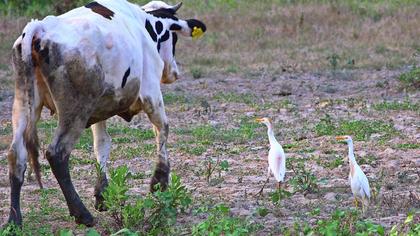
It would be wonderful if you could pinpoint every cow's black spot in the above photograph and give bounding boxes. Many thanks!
[121,67,130,88]
[169,23,182,31]
[172,32,177,56]
[157,30,170,52]
[22,33,25,39]
[147,9,178,20]
[160,30,170,42]
[145,20,157,42]
[155,21,163,35]
[85,2,114,20]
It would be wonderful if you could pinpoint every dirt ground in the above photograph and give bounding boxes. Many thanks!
[0,1,420,235]
[1,66,419,234]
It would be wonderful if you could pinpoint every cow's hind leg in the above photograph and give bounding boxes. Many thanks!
[7,96,29,226]
[91,121,111,211]
[143,95,170,191]
[46,116,95,226]
[7,42,41,226]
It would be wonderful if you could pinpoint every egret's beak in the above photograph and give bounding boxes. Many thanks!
[255,118,264,123]
[335,136,347,141]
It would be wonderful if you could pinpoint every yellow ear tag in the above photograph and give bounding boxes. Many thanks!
[192,26,204,39]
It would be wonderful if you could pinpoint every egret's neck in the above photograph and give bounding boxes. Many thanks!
[266,124,278,146]
[347,140,356,164]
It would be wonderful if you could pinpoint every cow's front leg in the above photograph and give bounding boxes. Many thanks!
[143,95,170,191]
[46,120,94,226]
[91,121,111,211]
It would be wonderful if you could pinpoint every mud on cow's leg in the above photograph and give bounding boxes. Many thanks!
[46,119,95,226]
[91,121,111,211]
[143,95,170,192]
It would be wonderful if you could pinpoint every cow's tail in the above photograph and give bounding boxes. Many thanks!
[13,19,44,189]
[21,19,44,63]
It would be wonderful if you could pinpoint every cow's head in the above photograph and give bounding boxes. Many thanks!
[142,1,206,84]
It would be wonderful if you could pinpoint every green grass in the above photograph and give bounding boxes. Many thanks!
[0,123,12,135]
[315,115,398,141]
[398,67,420,89]
[107,124,154,141]
[395,143,420,150]
[20,188,72,235]
[213,92,257,106]
[112,143,155,160]
[373,100,420,112]
[173,118,261,156]
[163,92,190,105]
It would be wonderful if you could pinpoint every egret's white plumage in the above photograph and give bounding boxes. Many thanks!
[336,135,371,211]
[257,118,286,187]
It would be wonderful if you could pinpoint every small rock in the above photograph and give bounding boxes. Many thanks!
[324,192,337,201]
[384,159,400,171]
[382,147,395,155]
[358,150,367,157]
[413,159,420,168]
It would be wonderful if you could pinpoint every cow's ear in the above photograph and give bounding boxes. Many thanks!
[187,19,206,39]
[170,19,206,39]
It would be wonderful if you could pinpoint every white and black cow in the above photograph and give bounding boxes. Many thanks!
[6,0,206,226]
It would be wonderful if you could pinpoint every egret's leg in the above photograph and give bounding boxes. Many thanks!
[256,167,271,196]
[354,198,359,208]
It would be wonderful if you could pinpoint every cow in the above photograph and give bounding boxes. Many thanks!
[6,0,206,227]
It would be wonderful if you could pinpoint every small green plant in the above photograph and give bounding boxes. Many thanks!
[398,67,420,89]
[269,188,292,206]
[289,160,319,195]
[191,66,204,79]
[325,155,344,169]
[389,212,420,236]
[292,209,386,236]
[256,207,269,217]
[0,223,23,236]
[103,166,192,235]
[328,53,340,70]
[192,204,257,236]
[203,156,230,184]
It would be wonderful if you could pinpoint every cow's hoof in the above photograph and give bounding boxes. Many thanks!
[7,214,22,227]
[2,222,22,235]
[74,212,95,227]
[94,198,107,212]
[150,162,170,192]
[150,176,168,192]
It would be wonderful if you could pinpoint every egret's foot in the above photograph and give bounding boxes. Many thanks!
[255,178,270,197]
[353,198,359,208]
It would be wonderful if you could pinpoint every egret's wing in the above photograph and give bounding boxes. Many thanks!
[269,150,285,182]
[357,168,371,199]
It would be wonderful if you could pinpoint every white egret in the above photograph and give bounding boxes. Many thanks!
[256,117,286,195]
[336,135,371,212]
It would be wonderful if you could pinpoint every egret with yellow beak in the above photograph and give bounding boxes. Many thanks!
[336,135,371,212]
[256,117,286,195]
